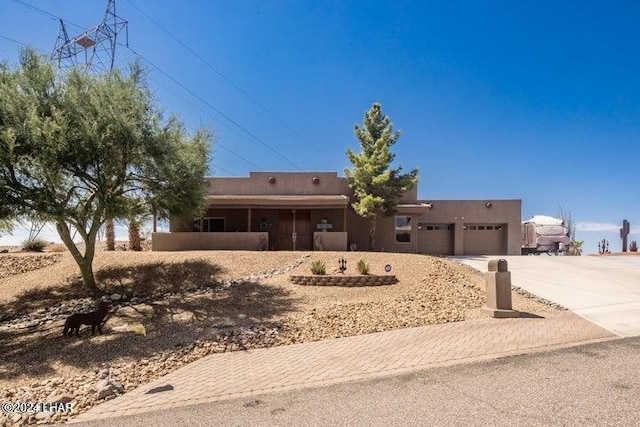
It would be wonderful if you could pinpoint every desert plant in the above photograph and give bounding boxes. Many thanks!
[310,260,326,275]
[356,259,370,275]
[22,238,48,252]
[48,244,67,253]
[568,240,583,256]
[629,240,638,252]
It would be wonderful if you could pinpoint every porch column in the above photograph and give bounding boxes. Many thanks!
[343,207,347,231]
[247,208,252,232]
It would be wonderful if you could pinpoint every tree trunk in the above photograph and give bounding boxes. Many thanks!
[76,256,98,290]
[55,220,99,291]
[128,221,141,251]
[368,216,377,251]
[106,217,115,251]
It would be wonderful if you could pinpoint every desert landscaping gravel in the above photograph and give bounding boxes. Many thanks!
[0,249,560,425]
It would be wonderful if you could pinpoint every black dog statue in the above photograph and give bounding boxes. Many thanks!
[62,301,110,337]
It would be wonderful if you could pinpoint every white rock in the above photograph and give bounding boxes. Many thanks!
[34,412,50,421]
[96,386,115,400]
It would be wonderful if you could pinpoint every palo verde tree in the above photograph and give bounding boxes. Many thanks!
[0,48,210,290]
[344,103,418,251]
[0,218,12,237]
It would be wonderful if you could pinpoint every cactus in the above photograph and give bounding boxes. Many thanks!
[630,240,638,252]
[621,219,631,252]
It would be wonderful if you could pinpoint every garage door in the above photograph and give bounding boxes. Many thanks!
[418,224,454,255]
[464,224,506,255]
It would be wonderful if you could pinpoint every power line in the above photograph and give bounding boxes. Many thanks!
[0,34,50,55]
[0,38,264,174]
[146,75,265,171]
[126,45,304,170]
[124,0,323,153]
[10,0,86,32]
[6,1,303,171]
[209,163,237,176]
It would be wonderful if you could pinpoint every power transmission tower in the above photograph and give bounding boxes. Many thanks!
[51,0,128,73]
[50,0,129,248]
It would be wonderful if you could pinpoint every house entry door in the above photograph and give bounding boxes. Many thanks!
[277,210,311,250]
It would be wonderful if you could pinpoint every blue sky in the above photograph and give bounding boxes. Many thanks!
[0,0,638,254]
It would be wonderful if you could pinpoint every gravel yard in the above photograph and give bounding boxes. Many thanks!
[0,249,560,425]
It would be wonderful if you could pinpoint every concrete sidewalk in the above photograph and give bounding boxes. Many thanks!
[72,311,615,423]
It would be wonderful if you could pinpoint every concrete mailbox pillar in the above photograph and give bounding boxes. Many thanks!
[483,259,519,318]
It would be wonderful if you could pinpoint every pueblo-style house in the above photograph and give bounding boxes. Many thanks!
[152,171,521,255]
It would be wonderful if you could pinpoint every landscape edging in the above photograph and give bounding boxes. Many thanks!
[289,274,397,287]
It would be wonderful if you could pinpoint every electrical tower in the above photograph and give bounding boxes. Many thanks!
[51,0,128,73]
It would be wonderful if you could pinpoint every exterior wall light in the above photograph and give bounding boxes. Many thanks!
[312,176,320,185]
[268,176,276,184]
[486,202,493,208]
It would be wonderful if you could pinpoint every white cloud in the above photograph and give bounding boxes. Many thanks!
[576,222,620,232]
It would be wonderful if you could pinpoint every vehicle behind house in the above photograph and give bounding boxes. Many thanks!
[521,215,570,255]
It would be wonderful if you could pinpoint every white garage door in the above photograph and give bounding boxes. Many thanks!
[418,224,454,255]
[464,224,506,255]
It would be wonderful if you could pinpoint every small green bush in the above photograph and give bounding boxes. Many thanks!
[310,260,326,275]
[22,238,48,252]
[356,259,370,275]
[630,240,638,252]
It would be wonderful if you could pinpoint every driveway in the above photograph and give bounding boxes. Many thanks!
[452,255,640,337]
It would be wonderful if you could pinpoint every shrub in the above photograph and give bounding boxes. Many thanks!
[310,260,326,275]
[356,259,370,275]
[48,244,67,253]
[22,238,48,252]
[630,240,638,252]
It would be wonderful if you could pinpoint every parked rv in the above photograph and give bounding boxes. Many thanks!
[521,215,570,255]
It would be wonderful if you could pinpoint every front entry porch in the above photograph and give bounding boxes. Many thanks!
[154,205,348,251]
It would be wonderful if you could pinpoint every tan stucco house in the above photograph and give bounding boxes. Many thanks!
[152,171,521,255]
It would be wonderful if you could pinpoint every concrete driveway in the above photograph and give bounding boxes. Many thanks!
[452,255,640,337]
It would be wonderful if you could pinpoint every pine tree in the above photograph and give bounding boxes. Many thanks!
[344,103,418,251]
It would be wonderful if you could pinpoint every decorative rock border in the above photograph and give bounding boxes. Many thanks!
[290,274,397,287]
[0,254,312,329]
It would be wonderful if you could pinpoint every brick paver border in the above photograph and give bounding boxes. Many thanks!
[71,311,616,423]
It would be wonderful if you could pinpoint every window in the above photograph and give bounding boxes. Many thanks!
[194,217,225,232]
[466,224,504,232]
[395,216,412,243]
[421,224,453,231]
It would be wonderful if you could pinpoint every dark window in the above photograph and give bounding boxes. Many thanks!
[195,217,226,232]
[395,216,412,243]
[396,232,411,243]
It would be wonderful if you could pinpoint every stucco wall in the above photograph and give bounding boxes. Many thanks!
[152,232,268,251]
[206,172,351,196]
[310,209,346,232]
[417,199,521,255]
[313,232,348,251]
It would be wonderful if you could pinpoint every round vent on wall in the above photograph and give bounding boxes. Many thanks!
[268,176,276,184]
[312,176,320,185]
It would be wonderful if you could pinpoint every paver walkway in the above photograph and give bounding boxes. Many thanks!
[72,311,615,423]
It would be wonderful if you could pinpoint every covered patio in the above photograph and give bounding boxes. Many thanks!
[153,194,350,251]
